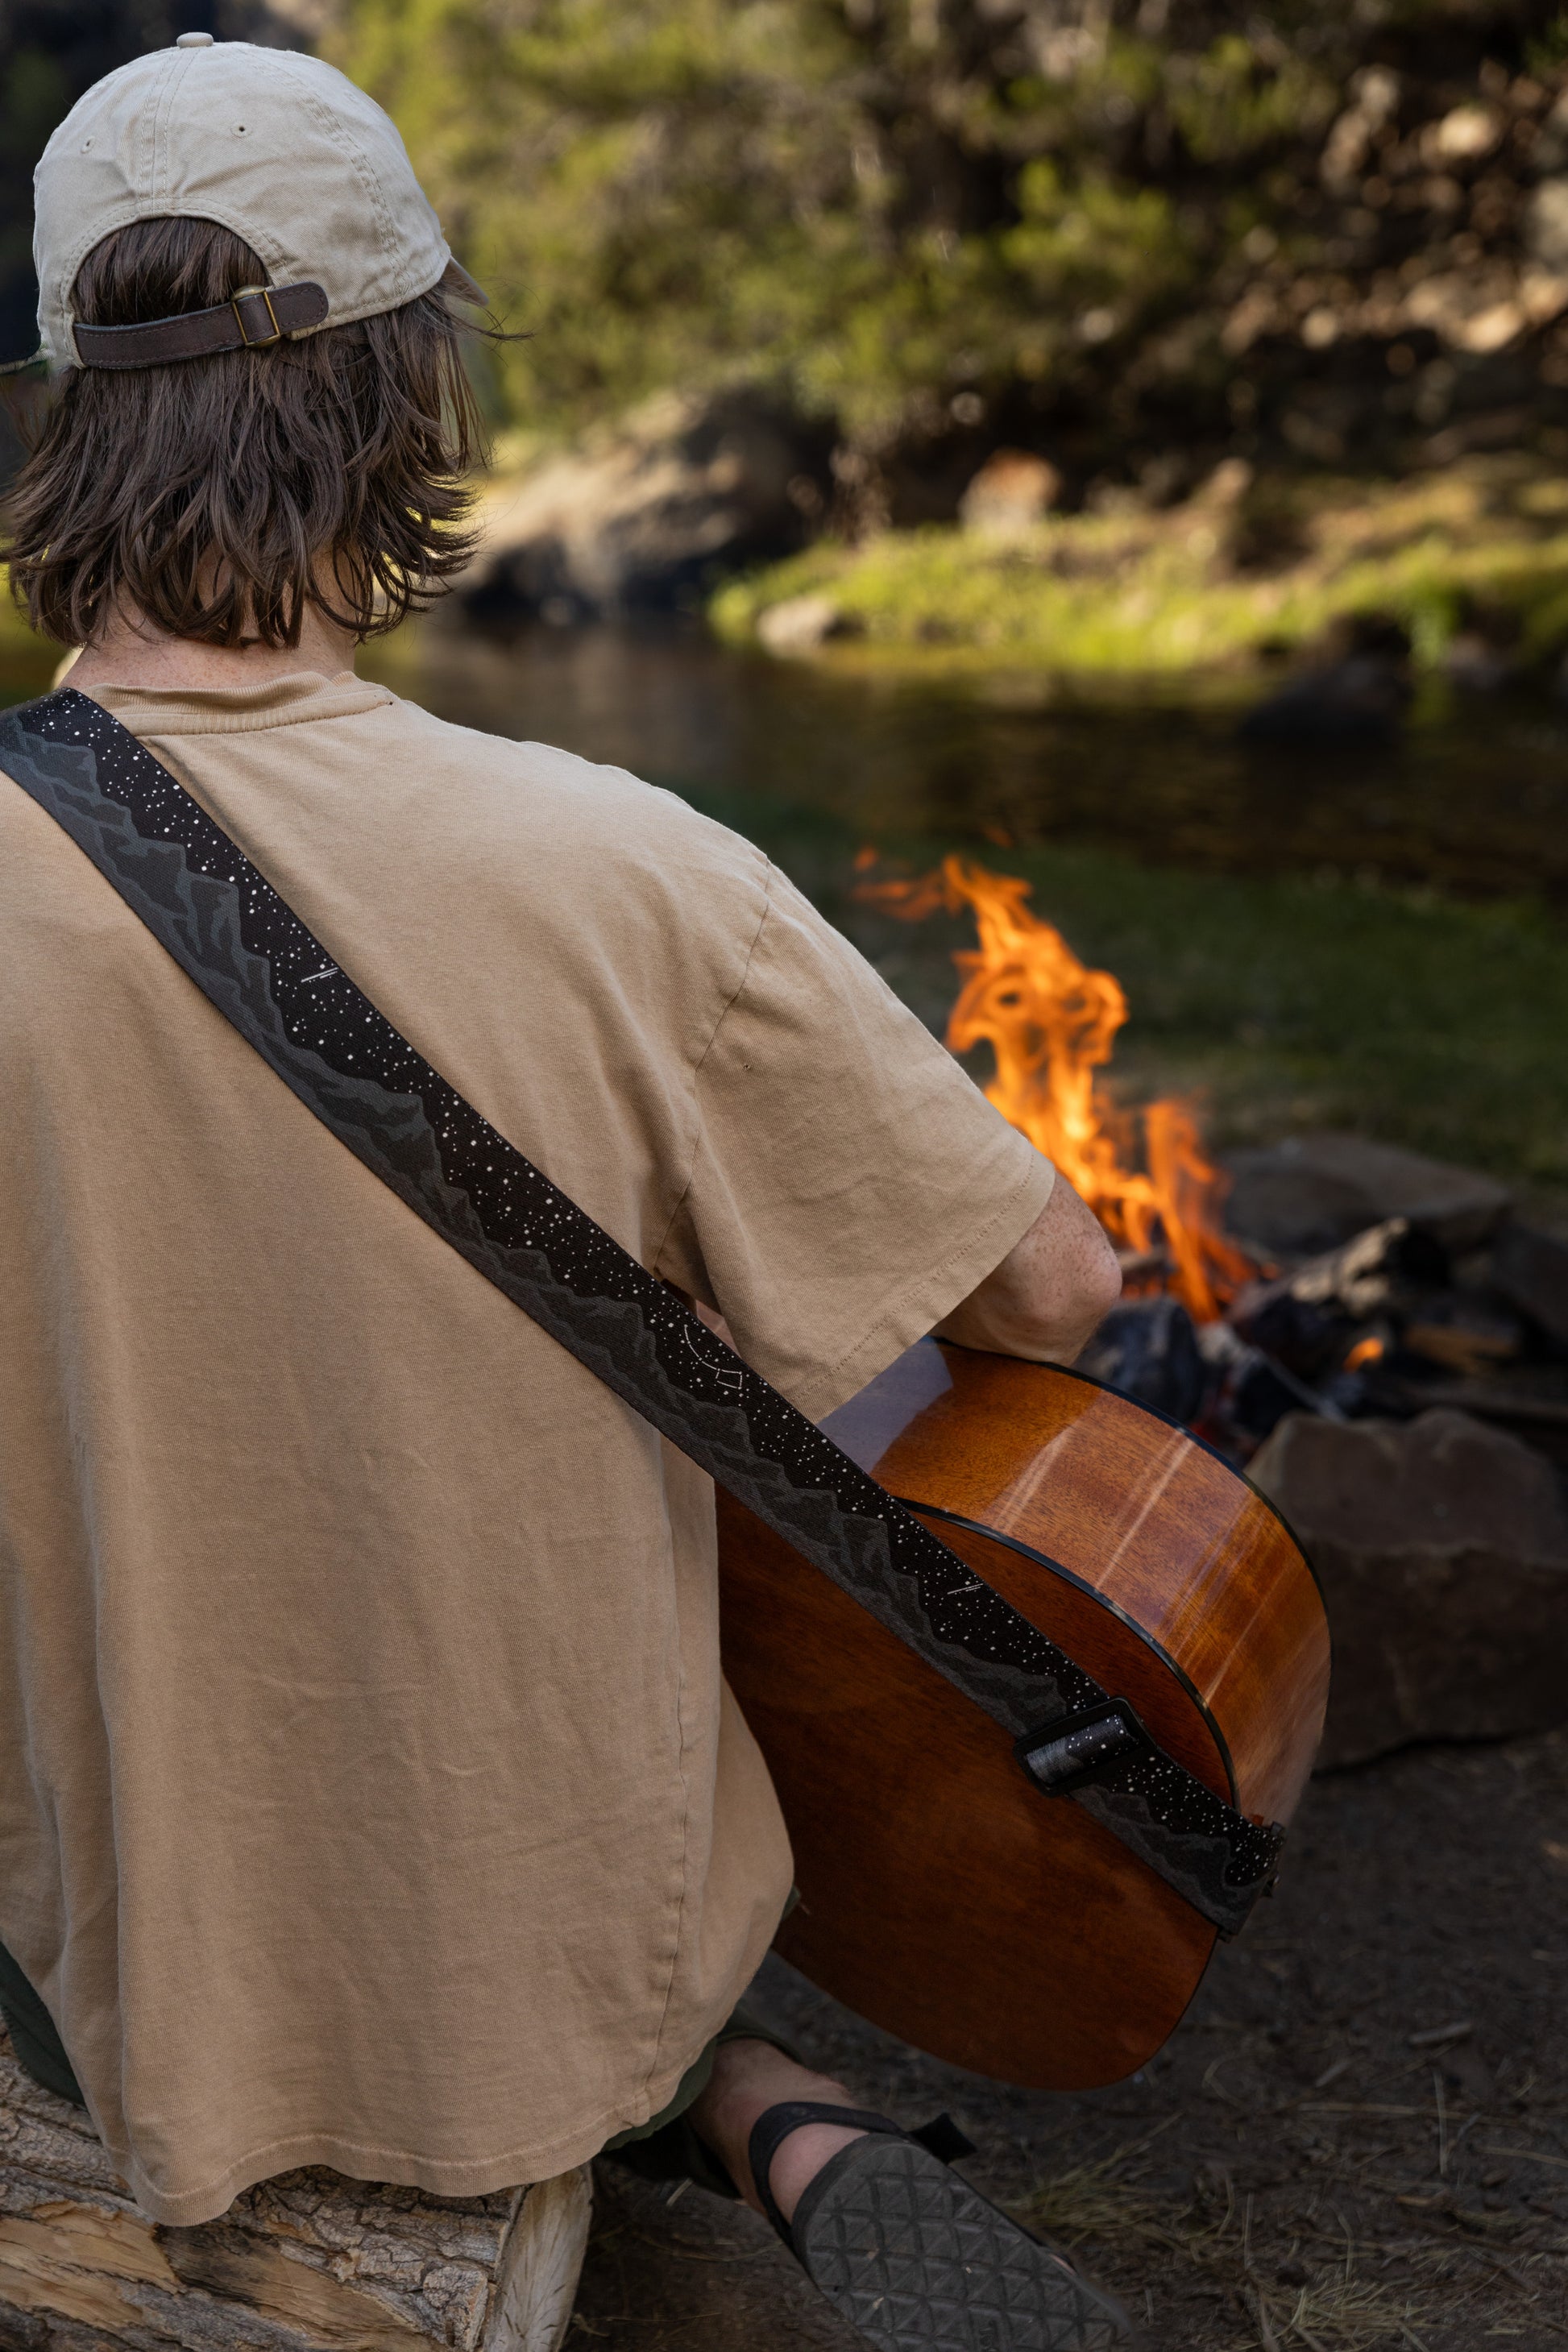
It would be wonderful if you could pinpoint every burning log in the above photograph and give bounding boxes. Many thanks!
[1399,1299,1524,1377]
[1228,1217,1448,1379]
[1196,1321,1336,1450]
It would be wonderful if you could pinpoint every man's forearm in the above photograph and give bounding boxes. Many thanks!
[934,1175,1121,1364]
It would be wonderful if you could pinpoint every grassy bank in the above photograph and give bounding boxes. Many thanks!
[691,786,1568,1209]
[711,458,1568,678]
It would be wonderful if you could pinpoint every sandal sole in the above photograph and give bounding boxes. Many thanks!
[791,2135,1130,2351]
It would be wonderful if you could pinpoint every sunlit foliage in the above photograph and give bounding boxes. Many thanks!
[334,2,1550,474]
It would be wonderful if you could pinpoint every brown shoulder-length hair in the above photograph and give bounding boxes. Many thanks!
[6,215,486,648]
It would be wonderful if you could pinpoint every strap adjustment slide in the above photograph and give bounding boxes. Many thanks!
[231,286,283,347]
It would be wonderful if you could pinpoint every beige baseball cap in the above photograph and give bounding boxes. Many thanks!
[32,33,484,371]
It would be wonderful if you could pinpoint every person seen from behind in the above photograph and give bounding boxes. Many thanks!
[0,36,1126,2352]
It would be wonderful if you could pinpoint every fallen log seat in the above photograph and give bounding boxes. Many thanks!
[0,2034,590,2352]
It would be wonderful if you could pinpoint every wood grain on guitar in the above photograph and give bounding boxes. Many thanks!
[717,1338,1329,2092]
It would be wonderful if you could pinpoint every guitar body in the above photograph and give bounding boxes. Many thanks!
[716,1338,1329,2091]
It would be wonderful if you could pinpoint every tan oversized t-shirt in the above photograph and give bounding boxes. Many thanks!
[0,672,1054,2224]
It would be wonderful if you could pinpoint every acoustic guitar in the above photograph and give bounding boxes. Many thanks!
[717,1337,1329,2091]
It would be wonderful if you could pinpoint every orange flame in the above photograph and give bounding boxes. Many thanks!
[855,853,1255,1322]
[1343,1334,1384,1371]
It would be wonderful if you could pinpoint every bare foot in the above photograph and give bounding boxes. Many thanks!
[689,2037,869,2227]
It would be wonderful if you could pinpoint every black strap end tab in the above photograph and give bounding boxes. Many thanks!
[1216,1819,1288,1939]
[909,2111,977,2165]
[1015,1699,1154,1798]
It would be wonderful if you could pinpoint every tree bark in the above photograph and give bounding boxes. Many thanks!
[0,2037,589,2352]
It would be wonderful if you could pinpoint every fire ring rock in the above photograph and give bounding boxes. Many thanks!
[1247,1408,1568,1767]
[1222,1131,1512,1259]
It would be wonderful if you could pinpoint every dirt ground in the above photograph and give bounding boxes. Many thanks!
[574,1728,1568,2351]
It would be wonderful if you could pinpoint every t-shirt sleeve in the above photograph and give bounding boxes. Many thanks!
[653,861,1056,1422]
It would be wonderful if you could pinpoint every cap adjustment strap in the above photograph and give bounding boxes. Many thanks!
[71,280,328,370]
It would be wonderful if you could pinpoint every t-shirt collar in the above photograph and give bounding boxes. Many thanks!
[82,671,393,735]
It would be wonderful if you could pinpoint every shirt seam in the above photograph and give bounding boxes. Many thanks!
[637,1523,699,2110]
[649,852,775,1283]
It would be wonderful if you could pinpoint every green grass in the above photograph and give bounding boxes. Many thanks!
[688,785,1568,1205]
[711,457,1568,678]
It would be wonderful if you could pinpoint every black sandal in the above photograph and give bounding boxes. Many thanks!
[747,2101,1130,2352]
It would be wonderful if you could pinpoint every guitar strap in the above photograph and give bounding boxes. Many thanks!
[1,689,1285,1937]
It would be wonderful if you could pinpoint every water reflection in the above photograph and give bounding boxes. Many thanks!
[369,617,1568,905]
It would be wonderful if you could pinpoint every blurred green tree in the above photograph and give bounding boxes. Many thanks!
[333,1,1562,496]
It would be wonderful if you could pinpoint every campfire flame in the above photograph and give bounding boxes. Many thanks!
[853,852,1255,1323]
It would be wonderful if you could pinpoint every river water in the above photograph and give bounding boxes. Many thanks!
[368,617,1568,906]
[8,612,1566,904]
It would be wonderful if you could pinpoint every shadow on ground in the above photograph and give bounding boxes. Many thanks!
[576,1729,1567,2350]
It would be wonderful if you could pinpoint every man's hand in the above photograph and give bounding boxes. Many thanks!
[935,1176,1120,1365]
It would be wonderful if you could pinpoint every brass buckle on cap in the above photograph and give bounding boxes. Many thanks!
[231,285,282,347]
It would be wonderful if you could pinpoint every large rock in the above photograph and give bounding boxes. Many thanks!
[1247,1408,1568,1767]
[459,391,823,620]
[1489,1218,1568,1348]
[1224,1131,1510,1258]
